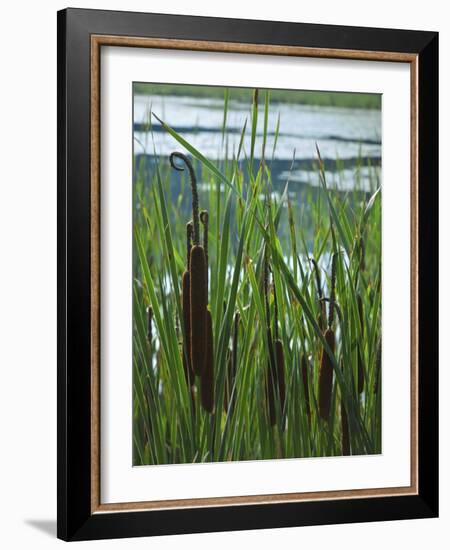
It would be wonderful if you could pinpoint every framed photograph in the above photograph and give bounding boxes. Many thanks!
[57,8,438,541]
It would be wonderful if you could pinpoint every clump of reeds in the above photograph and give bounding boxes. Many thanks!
[133,101,382,465]
[318,253,337,421]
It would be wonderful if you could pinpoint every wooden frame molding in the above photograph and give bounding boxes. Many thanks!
[90,34,419,514]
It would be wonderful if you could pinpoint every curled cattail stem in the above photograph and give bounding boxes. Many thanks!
[170,152,200,245]
[318,328,335,421]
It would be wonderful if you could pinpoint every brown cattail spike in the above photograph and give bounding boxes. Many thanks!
[318,300,327,332]
[189,245,208,376]
[318,328,335,421]
[201,310,214,413]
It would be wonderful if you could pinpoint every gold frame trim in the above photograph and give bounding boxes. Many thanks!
[90,35,419,514]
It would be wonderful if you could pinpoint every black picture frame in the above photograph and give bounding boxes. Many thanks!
[57,7,438,541]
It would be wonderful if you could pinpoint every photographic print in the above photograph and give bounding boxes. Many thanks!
[132,83,382,466]
[58,10,438,539]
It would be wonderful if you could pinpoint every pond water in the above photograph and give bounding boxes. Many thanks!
[134,93,381,193]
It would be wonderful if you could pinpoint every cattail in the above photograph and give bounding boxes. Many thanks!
[318,253,337,421]
[357,294,365,394]
[189,244,207,376]
[170,152,208,377]
[340,359,350,455]
[201,310,214,413]
[301,353,311,425]
[319,328,335,421]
